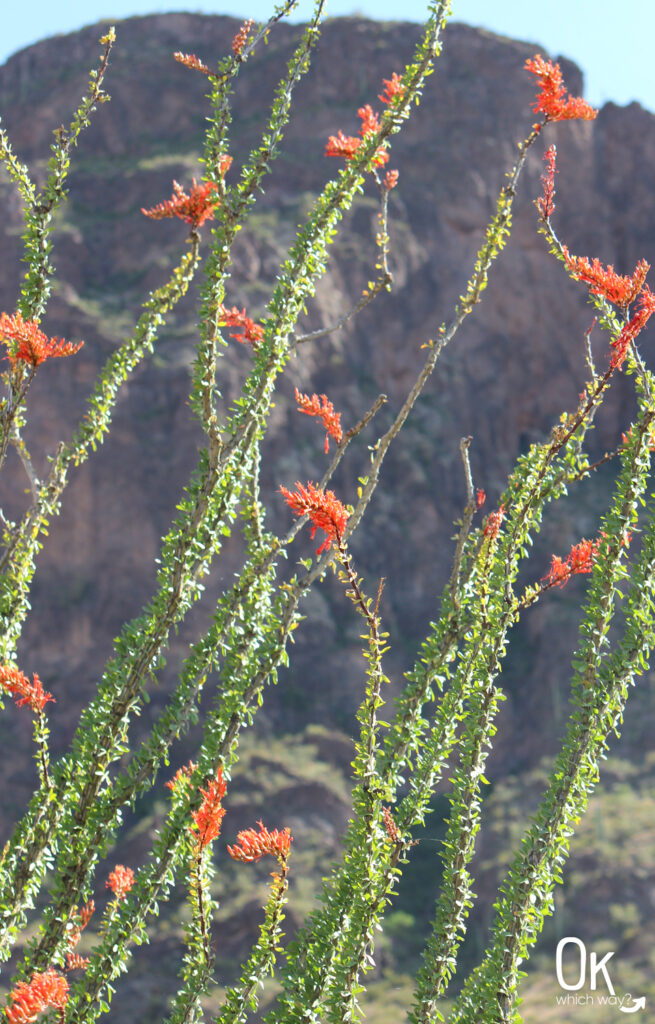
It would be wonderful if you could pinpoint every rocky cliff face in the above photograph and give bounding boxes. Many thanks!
[1,14,654,1019]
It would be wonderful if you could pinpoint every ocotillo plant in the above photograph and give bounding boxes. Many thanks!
[0,3,654,1023]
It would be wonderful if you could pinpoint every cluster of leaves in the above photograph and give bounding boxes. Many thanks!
[0,2,654,1023]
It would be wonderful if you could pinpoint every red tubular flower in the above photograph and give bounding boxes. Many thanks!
[0,312,83,369]
[326,110,388,168]
[623,422,655,451]
[542,537,601,589]
[383,169,399,191]
[65,953,90,971]
[562,249,650,308]
[325,130,361,161]
[358,104,381,137]
[5,969,69,1024]
[215,154,233,177]
[476,489,486,508]
[218,304,264,347]
[543,554,569,588]
[67,899,94,952]
[378,72,405,105]
[166,760,197,792]
[227,820,292,863]
[79,901,95,929]
[174,51,211,75]
[294,388,343,453]
[141,176,230,229]
[232,19,254,56]
[525,55,597,123]
[280,481,349,555]
[483,504,505,540]
[357,106,389,165]
[0,665,54,713]
[537,144,557,220]
[610,284,655,369]
[106,864,135,900]
[191,767,227,850]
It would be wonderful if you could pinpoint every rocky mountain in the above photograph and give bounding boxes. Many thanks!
[1,12,654,1021]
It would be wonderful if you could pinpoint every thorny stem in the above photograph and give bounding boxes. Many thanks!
[449,437,476,609]
[0,367,37,478]
[295,170,395,347]
[3,15,648,1024]
[503,362,614,600]
[19,30,114,324]
[237,2,299,66]
[0,243,208,956]
[336,537,386,793]
[339,373,606,1021]
[266,119,542,1021]
[193,847,213,978]
[216,859,290,1024]
[451,409,655,1024]
[197,0,327,453]
[410,394,646,1020]
[6,391,388,977]
[0,236,201,580]
[34,710,51,791]
[296,541,389,1022]
[347,124,540,546]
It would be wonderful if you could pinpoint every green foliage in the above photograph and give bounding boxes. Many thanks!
[0,5,653,1024]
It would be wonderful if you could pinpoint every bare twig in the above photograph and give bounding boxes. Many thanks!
[12,433,39,502]
[294,273,391,346]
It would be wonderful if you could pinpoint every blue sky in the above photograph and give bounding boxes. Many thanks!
[2,1,653,113]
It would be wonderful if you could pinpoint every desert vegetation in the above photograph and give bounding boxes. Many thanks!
[0,2,654,1022]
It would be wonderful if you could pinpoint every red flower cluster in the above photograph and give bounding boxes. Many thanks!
[382,806,401,844]
[232,19,254,56]
[383,169,399,191]
[358,104,380,137]
[191,767,227,850]
[227,820,292,863]
[378,72,405,105]
[325,72,401,169]
[174,51,211,76]
[166,760,197,792]
[65,953,90,971]
[79,901,95,929]
[0,665,54,713]
[537,144,557,220]
[561,250,654,368]
[476,489,486,509]
[141,171,231,229]
[5,969,69,1024]
[0,312,83,369]
[66,899,95,953]
[622,422,655,452]
[610,286,655,369]
[280,481,349,555]
[525,55,597,123]
[294,388,343,452]
[562,250,650,308]
[325,131,363,162]
[218,304,264,347]
[106,864,135,901]
[484,504,505,540]
[542,537,601,589]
